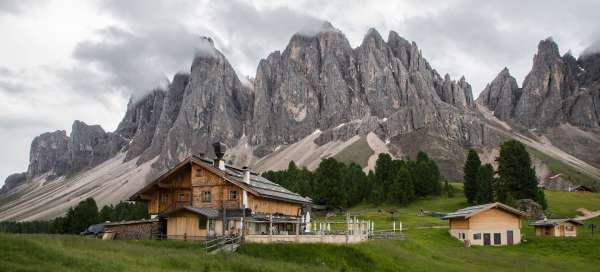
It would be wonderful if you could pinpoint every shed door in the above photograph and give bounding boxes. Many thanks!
[493,233,501,245]
[483,233,491,245]
[507,230,514,245]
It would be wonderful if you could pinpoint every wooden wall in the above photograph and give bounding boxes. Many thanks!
[191,165,241,209]
[166,210,207,239]
[248,195,301,217]
[449,218,469,229]
[469,208,521,230]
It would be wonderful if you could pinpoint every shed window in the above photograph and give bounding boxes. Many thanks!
[493,233,501,245]
[196,168,204,177]
[229,190,238,200]
[198,216,207,230]
[178,192,186,202]
[473,233,481,240]
[566,225,574,231]
[202,191,211,202]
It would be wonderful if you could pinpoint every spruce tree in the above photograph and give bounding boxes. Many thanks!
[496,140,545,207]
[463,149,481,204]
[476,164,495,204]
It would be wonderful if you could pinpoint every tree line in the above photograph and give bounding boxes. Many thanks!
[0,198,148,234]
[463,140,547,209]
[263,151,445,208]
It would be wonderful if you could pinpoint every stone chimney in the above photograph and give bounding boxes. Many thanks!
[212,142,226,170]
[242,166,251,184]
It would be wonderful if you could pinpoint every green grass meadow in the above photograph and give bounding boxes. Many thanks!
[2,189,600,272]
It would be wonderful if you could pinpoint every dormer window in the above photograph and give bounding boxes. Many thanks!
[229,190,238,200]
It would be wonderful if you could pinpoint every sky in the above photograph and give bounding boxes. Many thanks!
[1,0,600,185]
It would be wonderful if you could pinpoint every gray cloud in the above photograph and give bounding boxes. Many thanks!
[0,0,42,14]
[65,0,321,102]
[71,26,201,100]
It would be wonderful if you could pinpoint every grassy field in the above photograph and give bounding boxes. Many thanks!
[2,189,600,272]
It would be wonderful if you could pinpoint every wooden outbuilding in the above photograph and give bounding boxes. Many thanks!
[443,202,526,246]
[571,185,594,193]
[530,218,583,237]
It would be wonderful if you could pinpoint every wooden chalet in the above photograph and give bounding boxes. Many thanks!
[128,142,313,240]
[530,218,583,237]
[443,202,526,246]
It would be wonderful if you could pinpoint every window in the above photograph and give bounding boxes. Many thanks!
[229,190,238,200]
[566,225,574,231]
[160,192,168,203]
[473,233,481,240]
[195,168,204,177]
[178,192,186,202]
[208,219,216,232]
[198,216,207,230]
[202,191,211,202]
[493,233,501,245]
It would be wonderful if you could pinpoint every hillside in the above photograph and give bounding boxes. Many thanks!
[2,191,600,272]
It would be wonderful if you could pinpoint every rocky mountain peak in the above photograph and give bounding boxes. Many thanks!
[537,37,560,59]
[476,67,520,120]
[478,37,600,129]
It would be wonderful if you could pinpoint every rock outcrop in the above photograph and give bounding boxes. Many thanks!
[477,68,520,120]
[116,90,166,162]
[478,37,600,129]
[156,37,254,167]
[18,121,126,182]
[0,172,26,193]
[26,130,69,178]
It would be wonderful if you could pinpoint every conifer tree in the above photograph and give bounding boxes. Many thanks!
[463,149,481,204]
[476,164,495,204]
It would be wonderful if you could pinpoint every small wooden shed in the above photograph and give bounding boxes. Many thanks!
[571,185,594,193]
[530,218,583,237]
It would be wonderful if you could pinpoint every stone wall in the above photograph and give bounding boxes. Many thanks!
[104,219,161,240]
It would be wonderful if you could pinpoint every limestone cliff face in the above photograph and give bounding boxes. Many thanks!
[26,130,69,179]
[157,38,254,167]
[116,90,166,162]
[21,120,127,181]
[2,23,486,191]
[478,38,600,129]
[477,68,521,120]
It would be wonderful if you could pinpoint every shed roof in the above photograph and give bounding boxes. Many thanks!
[529,218,583,226]
[443,202,526,220]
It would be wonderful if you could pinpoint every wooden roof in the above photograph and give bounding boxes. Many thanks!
[529,218,583,226]
[443,202,527,220]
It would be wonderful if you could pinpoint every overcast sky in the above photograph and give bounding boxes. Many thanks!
[1,0,600,185]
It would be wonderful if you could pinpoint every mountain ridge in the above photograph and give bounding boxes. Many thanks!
[2,23,599,221]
